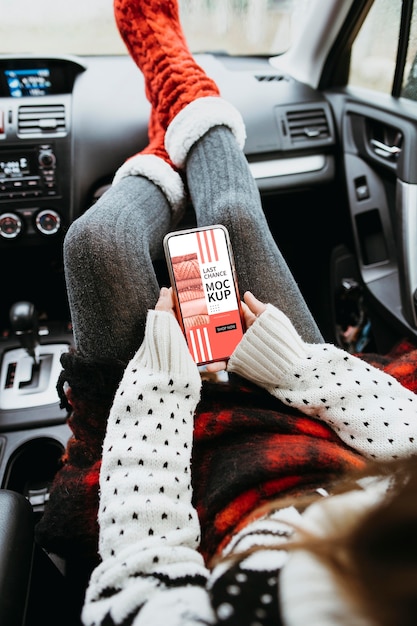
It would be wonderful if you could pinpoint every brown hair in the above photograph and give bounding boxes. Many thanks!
[314,458,417,626]
[215,458,417,625]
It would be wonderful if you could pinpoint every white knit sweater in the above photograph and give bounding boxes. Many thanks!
[82,304,417,626]
[82,310,213,626]
[228,304,417,461]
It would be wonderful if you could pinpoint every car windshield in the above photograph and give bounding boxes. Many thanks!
[1,0,308,57]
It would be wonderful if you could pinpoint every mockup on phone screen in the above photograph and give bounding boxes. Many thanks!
[164,225,245,365]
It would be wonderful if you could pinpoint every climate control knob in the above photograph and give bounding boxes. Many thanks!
[35,209,61,235]
[0,212,22,239]
[38,148,56,168]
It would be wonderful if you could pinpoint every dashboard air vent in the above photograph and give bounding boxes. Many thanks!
[17,104,66,136]
[255,74,286,82]
[286,107,330,143]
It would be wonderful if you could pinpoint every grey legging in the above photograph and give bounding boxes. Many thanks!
[64,126,322,363]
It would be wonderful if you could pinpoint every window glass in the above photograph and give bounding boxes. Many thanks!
[401,2,417,100]
[349,0,401,94]
[0,0,308,57]
[180,0,308,56]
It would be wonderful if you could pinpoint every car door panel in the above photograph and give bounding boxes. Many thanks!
[328,92,417,344]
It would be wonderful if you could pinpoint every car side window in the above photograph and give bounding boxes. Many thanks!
[349,0,417,103]
[401,2,417,99]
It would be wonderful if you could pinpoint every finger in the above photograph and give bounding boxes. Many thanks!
[205,360,227,373]
[155,286,175,313]
[243,291,267,317]
[240,300,257,329]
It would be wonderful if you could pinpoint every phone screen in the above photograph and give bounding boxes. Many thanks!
[163,225,245,365]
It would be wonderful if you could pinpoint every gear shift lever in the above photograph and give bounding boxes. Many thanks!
[9,301,40,365]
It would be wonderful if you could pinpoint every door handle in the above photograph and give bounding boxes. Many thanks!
[370,138,401,159]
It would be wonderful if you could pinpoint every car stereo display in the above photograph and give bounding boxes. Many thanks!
[4,68,52,98]
[0,150,38,179]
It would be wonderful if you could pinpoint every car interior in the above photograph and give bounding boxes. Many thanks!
[1,0,417,623]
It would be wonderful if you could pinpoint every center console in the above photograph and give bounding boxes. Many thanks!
[0,56,84,509]
[0,56,85,246]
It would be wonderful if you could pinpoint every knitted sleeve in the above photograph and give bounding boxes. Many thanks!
[82,310,215,626]
[227,304,417,461]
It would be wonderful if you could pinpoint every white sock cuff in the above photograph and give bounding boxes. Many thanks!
[165,97,247,168]
[112,154,186,215]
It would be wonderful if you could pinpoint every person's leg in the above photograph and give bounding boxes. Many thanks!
[114,0,321,343]
[114,0,219,131]
[113,0,246,169]
[65,92,187,363]
[36,164,181,570]
[185,126,323,343]
[64,174,174,363]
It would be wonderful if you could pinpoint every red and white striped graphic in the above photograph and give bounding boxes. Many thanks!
[196,228,219,264]
[188,326,212,364]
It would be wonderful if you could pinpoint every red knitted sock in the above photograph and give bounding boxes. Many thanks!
[114,0,220,129]
[114,0,246,168]
[141,105,173,162]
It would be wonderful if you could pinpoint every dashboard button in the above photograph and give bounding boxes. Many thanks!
[0,212,22,239]
[35,209,61,235]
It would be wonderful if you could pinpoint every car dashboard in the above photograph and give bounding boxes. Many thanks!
[0,52,336,230]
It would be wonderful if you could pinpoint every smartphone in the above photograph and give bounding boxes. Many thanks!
[163,225,245,366]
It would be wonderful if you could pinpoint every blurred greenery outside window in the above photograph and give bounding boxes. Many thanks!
[349,0,417,103]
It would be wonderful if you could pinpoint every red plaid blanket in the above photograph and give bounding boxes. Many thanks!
[35,339,417,570]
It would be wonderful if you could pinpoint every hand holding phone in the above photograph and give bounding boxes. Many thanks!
[164,225,245,366]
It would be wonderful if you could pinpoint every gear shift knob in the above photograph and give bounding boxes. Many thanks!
[9,301,40,365]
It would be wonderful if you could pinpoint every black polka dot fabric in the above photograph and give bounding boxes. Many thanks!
[211,561,283,626]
